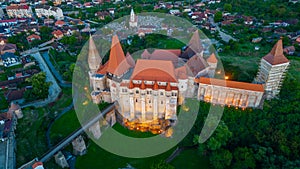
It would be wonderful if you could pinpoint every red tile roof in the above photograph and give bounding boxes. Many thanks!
[131,59,177,82]
[32,162,44,169]
[195,77,264,92]
[185,55,208,76]
[52,30,63,37]
[263,39,289,65]
[175,66,188,79]
[206,53,218,63]
[106,35,131,76]
[126,52,135,67]
[55,20,65,26]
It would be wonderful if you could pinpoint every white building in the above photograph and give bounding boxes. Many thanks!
[129,8,137,28]
[35,5,64,20]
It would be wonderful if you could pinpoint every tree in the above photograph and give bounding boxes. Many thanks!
[40,26,53,41]
[224,3,232,12]
[150,160,174,169]
[232,147,256,169]
[24,72,52,101]
[214,11,223,23]
[209,149,233,169]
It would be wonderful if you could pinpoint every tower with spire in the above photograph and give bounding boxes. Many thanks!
[129,8,138,28]
[255,38,289,99]
[88,34,102,73]
[88,34,106,92]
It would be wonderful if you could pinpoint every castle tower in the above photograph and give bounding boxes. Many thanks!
[106,35,131,77]
[182,30,204,59]
[54,151,69,168]
[88,34,102,73]
[129,8,137,28]
[206,53,218,78]
[255,38,289,99]
[72,135,87,156]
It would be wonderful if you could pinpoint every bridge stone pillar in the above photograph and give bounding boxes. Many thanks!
[72,135,87,156]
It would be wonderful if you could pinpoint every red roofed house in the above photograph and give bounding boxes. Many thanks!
[55,20,65,27]
[6,4,33,18]
[0,40,17,55]
[52,30,64,39]
[27,34,41,43]
[32,162,45,169]
[283,46,295,55]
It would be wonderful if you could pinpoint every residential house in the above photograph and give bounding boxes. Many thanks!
[283,46,296,55]
[6,4,33,18]
[55,20,65,27]
[0,40,17,55]
[1,52,21,67]
[27,34,41,43]
[95,11,110,20]
[0,19,18,27]
[44,18,54,25]
[52,30,64,39]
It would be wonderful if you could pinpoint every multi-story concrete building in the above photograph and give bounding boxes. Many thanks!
[6,4,33,18]
[35,5,64,20]
[255,38,289,99]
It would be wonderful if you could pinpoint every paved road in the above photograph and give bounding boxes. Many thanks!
[209,16,236,42]
[39,102,116,163]
[22,52,62,108]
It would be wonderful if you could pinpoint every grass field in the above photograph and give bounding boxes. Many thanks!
[75,141,175,169]
[15,88,73,167]
[15,107,50,166]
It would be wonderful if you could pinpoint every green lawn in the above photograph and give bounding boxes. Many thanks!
[50,110,81,145]
[76,141,175,169]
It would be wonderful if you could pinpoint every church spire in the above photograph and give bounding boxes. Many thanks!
[263,38,289,65]
[129,8,138,28]
[88,34,102,72]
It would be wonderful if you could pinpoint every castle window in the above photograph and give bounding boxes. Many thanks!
[136,98,138,102]
[161,101,164,104]
[147,91,150,95]
[136,90,139,94]
[149,100,151,104]
[160,92,164,96]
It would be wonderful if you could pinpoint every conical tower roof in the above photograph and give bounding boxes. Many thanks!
[166,82,172,91]
[107,35,131,76]
[188,30,203,55]
[263,39,289,65]
[88,34,102,72]
[140,81,146,90]
[207,53,218,63]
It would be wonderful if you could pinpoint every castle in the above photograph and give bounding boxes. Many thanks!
[87,10,289,134]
